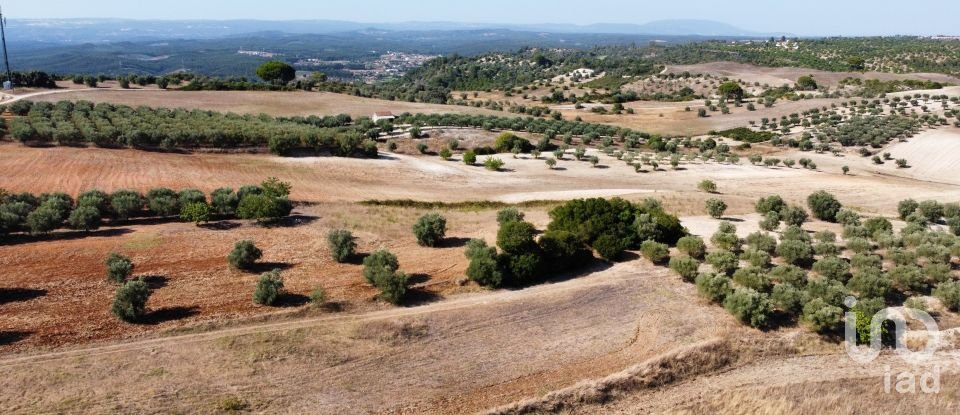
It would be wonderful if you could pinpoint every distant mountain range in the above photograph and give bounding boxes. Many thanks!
[5,18,791,49]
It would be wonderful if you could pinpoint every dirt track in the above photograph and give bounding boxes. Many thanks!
[0,259,738,414]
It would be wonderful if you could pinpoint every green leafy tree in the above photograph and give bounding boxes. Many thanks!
[696,272,731,303]
[363,249,400,285]
[256,61,296,84]
[228,240,262,270]
[724,288,771,328]
[106,252,134,284]
[669,256,701,282]
[465,239,503,287]
[796,75,818,91]
[111,279,150,322]
[68,205,101,231]
[593,233,626,261]
[413,213,447,247]
[806,191,843,222]
[237,194,293,223]
[327,229,356,263]
[463,150,477,165]
[640,240,670,265]
[26,205,63,234]
[496,208,525,225]
[210,188,239,216]
[718,81,744,102]
[180,202,212,225]
[934,281,960,311]
[253,270,285,306]
[803,298,843,333]
[676,235,707,259]
[698,180,718,193]
[110,190,143,221]
[705,198,728,219]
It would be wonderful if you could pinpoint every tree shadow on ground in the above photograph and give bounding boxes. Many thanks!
[439,237,472,248]
[406,273,431,285]
[535,258,616,286]
[345,252,371,265]
[200,221,242,231]
[262,215,319,229]
[141,306,200,325]
[721,217,746,222]
[276,293,311,307]
[249,262,294,273]
[139,275,169,289]
[401,287,443,307]
[617,251,642,262]
[0,331,30,346]
[0,228,133,246]
[0,288,47,305]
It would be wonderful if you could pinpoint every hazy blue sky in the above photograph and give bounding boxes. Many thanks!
[4,0,959,36]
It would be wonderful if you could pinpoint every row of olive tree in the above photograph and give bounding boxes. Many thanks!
[0,178,294,237]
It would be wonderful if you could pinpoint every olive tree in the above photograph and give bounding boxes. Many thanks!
[327,229,356,263]
[105,252,134,284]
[111,279,150,322]
[807,191,842,222]
[253,270,285,306]
[413,213,447,247]
[228,240,262,270]
[705,198,727,219]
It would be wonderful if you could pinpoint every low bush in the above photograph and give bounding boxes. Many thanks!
[803,298,844,333]
[705,198,728,219]
[669,256,701,282]
[934,281,960,311]
[228,240,262,270]
[769,264,808,287]
[724,288,772,328]
[412,213,447,247]
[496,207,525,225]
[813,256,851,282]
[363,249,400,285]
[593,234,626,261]
[640,240,670,264]
[253,270,284,306]
[771,283,806,316]
[676,235,706,259]
[706,250,739,276]
[741,249,772,268]
[776,239,814,267]
[733,266,772,292]
[111,278,150,322]
[745,232,777,254]
[696,272,731,303]
[327,229,356,263]
[105,252,134,284]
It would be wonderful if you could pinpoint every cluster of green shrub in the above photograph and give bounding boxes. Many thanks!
[0,178,293,237]
[687,192,960,341]
[6,71,57,88]
[464,198,685,288]
[715,128,778,143]
[388,112,647,143]
[839,78,947,97]
[5,100,378,157]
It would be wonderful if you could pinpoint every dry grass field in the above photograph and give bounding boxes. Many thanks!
[4,62,960,414]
